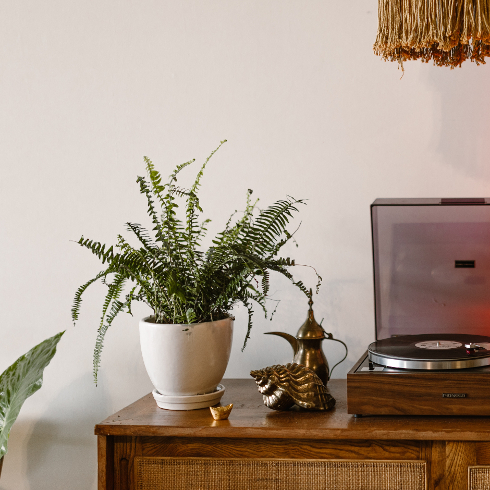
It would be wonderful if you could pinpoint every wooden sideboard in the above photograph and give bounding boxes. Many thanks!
[95,379,490,490]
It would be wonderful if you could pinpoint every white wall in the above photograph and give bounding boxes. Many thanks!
[1,1,489,487]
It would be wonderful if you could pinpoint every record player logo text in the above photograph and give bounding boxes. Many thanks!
[442,393,467,398]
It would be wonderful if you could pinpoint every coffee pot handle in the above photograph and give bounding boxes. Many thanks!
[323,333,348,380]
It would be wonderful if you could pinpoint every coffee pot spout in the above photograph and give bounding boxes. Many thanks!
[264,332,299,356]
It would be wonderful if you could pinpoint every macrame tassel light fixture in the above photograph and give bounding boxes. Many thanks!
[374,0,490,68]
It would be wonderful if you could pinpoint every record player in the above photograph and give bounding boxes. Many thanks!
[347,198,490,416]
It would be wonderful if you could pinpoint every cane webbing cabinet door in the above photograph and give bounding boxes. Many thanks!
[134,458,426,490]
[96,379,490,490]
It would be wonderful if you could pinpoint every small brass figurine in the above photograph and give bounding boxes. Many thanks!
[250,363,336,411]
[210,403,233,420]
[265,291,347,385]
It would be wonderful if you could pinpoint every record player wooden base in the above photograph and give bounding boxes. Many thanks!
[96,379,490,490]
[347,352,490,416]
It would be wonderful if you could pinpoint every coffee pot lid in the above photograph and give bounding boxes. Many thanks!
[296,294,325,340]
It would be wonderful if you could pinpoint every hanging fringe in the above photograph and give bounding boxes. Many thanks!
[374,0,490,68]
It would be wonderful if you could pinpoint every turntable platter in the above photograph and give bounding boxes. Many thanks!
[368,334,490,370]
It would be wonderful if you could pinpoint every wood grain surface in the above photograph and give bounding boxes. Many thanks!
[347,367,490,416]
[95,379,490,441]
[113,436,142,490]
[430,441,446,490]
[140,436,422,460]
[446,441,476,490]
[476,443,490,465]
[97,436,113,490]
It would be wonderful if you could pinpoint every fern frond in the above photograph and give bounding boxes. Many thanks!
[92,273,126,384]
[183,141,227,271]
[77,237,114,264]
[168,158,196,185]
[125,286,138,315]
[98,274,126,332]
[93,323,108,386]
[186,308,197,324]
[104,299,123,327]
[241,300,254,351]
[144,156,167,207]
[261,269,270,296]
[241,197,304,256]
[168,185,191,198]
[136,174,160,230]
[125,222,157,251]
[189,140,227,196]
[71,269,111,324]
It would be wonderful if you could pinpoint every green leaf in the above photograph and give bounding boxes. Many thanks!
[0,331,64,458]
[186,308,196,324]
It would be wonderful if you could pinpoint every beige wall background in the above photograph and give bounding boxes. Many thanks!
[1,1,490,488]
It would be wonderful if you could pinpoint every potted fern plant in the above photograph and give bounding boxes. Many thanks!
[72,141,319,409]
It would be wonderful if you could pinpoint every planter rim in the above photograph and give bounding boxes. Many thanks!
[140,315,234,328]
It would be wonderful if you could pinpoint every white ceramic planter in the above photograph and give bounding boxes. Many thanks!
[139,316,233,400]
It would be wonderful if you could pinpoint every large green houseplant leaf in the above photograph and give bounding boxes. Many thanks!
[0,331,64,462]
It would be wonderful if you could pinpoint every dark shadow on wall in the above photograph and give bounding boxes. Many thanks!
[23,373,112,490]
[422,64,490,181]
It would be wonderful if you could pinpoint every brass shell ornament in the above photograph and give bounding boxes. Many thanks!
[250,363,336,411]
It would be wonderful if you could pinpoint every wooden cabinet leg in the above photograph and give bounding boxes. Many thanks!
[98,435,114,490]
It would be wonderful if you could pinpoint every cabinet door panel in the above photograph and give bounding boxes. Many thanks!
[135,457,426,490]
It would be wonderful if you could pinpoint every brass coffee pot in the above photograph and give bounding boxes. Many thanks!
[265,294,347,385]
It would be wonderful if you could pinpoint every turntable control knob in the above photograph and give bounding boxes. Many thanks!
[368,361,374,371]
